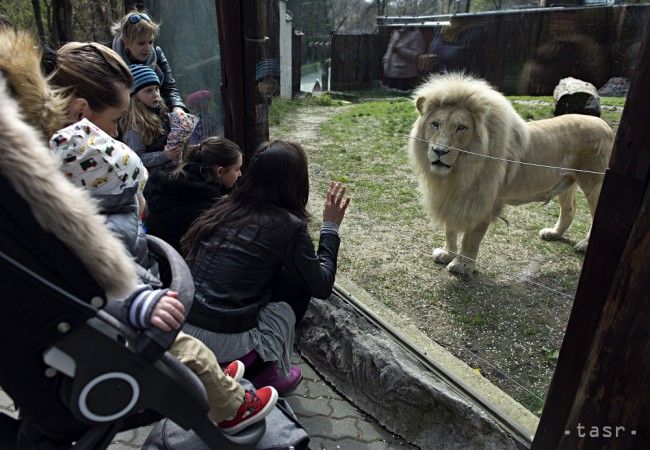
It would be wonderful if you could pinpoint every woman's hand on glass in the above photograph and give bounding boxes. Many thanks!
[322,181,350,225]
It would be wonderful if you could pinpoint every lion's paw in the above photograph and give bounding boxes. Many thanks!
[433,248,454,265]
[539,228,563,241]
[574,238,589,253]
[447,258,475,275]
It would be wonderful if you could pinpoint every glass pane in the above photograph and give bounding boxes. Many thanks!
[142,0,224,141]
[276,0,648,428]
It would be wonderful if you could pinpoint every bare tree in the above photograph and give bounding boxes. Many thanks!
[31,0,47,43]
[51,0,73,45]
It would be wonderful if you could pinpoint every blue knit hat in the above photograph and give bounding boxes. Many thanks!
[129,64,160,95]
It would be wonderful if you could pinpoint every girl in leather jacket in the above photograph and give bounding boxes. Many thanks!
[111,10,186,114]
[182,140,350,393]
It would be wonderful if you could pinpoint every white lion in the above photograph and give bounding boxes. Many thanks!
[409,73,614,275]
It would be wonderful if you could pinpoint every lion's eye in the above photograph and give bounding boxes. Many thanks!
[431,121,440,129]
[457,125,467,132]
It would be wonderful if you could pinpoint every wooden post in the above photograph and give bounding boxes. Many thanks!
[215,0,247,152]
[292,28,302,97]
[532,22,650,450]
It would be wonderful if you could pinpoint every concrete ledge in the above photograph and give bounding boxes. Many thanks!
[296,275,538,449]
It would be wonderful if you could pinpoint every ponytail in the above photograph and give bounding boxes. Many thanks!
[171,136,243,183]
[172,140,204,178]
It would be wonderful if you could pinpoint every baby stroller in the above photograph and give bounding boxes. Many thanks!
[0,170,265,449]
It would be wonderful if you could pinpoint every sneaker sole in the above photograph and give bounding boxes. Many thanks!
[230,361,245,383]
[221,387,279,435]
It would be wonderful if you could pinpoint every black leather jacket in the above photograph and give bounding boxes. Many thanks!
[187,210,340,333]
[154,47,186,111]
[111,37,186,111]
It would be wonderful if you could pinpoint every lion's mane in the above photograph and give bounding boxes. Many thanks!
[409,73,533,231]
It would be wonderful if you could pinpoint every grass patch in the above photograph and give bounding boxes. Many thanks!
[268,95,346,126]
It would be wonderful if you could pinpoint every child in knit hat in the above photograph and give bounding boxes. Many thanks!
[122,64,175,171]
[50,119,279,434]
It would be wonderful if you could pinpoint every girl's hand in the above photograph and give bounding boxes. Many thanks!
[164,145,181,160]
[322,181,350,225]
[150,291,185,332]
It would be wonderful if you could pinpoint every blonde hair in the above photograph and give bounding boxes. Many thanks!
[123,94,168,146]
[112,10,159,44]
[49,42,132,113]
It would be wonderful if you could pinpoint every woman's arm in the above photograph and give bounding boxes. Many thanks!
[284,182,350,298]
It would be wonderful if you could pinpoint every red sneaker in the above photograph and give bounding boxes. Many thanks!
[223,360,245,382]
[218,387,278,435]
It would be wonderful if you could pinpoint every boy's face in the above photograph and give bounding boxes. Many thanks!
[135,85,161,109]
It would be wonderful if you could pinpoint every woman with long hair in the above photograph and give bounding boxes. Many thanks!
[183,140,350,393]
[45,39,278,432]
[146,136,243,251]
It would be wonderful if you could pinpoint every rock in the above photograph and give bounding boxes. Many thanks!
[598,77,629,97]
[553,77,601,117]
[297,295,526,450]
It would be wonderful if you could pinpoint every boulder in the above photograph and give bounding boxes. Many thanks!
[553,77,601,117]
[297,295,528,449]
[598,77,629,97]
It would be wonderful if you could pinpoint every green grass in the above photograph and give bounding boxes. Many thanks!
[509,96,626,107]
[268,95,346,126]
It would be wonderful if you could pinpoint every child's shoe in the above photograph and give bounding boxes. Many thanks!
[218,387,278,435]
[223,360,245,382]
[250,363,302,394]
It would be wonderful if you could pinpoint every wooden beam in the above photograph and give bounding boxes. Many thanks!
[532,21,650,450]
[216,0,247,151]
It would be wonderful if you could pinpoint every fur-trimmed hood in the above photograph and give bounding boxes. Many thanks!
[0,28,68,139]
[0,72,139,299]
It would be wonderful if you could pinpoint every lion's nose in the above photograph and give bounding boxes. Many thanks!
[433,147,449,157]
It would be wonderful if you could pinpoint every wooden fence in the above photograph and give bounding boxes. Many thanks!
[331,4,650,94]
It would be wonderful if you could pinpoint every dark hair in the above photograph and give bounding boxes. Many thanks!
[173,136,242,183]
[182,140,310,258]
[49,42,132,112]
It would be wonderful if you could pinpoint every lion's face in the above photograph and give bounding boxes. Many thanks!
[418,106,475,176]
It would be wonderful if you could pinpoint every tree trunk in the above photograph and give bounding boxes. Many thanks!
[31,0,47,44]
[51,0,73,46]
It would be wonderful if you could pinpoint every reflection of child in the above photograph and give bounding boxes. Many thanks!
[255,58,280,101]
[50,119,278,434]
[186,90,219,144]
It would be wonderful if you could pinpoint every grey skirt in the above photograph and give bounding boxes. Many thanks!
[183,301,296,376]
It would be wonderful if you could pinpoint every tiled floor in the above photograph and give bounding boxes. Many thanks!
[0,352,416,449]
